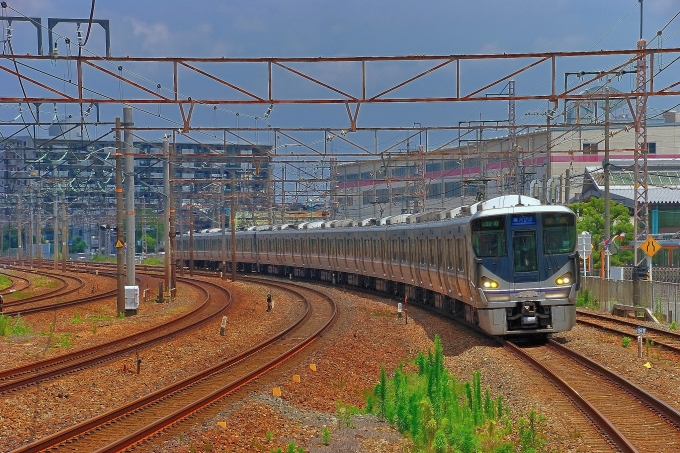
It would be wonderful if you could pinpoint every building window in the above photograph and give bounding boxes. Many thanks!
[648,142,656,154]
[583,143,598,154]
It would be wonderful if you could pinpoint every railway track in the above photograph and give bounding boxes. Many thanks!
[1,266,84,309]
[0,276,230,394]
[11,276,336,453]
[0,272,31,294]
[577,310,680,355]
[507,338,680,452]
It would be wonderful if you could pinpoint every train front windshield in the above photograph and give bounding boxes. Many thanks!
[542,213,576,254]
[471,217,506,257]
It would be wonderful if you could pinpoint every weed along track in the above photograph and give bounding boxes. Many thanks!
[0,277,230,394]
[10,278,336,453]
[506,338,680,452]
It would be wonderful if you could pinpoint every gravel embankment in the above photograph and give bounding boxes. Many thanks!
[3,274,679,453]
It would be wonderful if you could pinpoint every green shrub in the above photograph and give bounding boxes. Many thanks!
[622,336,632,348]
[363,334,548,452]
[576,289,598,309]
[322,427,330,445]
[670,321,678,331]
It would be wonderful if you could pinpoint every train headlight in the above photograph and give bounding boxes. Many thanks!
[481,276,499,289]
[555,272,572,285]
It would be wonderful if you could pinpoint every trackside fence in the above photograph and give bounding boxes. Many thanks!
[581,273,680,324]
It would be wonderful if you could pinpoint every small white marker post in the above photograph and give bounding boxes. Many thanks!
[220,316,227,336]
[637,326,646,358]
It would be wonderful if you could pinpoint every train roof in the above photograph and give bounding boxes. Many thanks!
[190,195,574,236]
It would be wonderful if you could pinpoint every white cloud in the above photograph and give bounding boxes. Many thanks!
[126,18,172,55]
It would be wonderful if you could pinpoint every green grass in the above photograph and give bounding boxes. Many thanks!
[142,257,163,265]
[576,289,599,309]
[363,334,547,453]
[33,275,60,289]
[91,254,116,263]
[0,314,32,337]
[56,333,72,348]
[0,274,11,290]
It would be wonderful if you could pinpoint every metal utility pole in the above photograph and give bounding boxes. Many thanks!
[17,197,22,266]
[124,106,135,286]
[231,176,236,282]
[61,196,67,272]
[508,80,518,194]
[29,194,34,267]
[221,175,227,280]
[37,195,42,265]
[115,117,125,316]
[604,90,611,277]
[163,137,171,295]
[189,195,194,276]
[53,185,58,270]
[168,135,177,298]
[633,37,649,303]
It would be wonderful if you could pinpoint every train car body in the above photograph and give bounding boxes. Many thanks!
[183,195,579,336]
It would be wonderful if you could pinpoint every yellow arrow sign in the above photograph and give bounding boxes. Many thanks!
[641,237,661,258]
[115,240,124,248]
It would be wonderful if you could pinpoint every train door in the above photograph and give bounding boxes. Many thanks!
[352,233,360,273]
[463,235,475,299]
[434,235,444,293]
[455,237,465,299]
[443,235,456,297]
[512,229,539,285]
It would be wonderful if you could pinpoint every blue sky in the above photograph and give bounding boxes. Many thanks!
[2,1,680,156]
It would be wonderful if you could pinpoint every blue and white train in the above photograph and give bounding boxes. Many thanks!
[180,195,579,336]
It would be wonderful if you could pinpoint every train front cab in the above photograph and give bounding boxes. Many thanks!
[472,209,577,336]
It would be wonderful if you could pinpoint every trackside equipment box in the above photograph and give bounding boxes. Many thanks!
[125,285,139,315]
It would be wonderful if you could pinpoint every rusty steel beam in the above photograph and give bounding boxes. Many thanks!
[1,48,678,108]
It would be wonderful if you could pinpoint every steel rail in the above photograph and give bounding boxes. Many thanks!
[0,276,229,394]
[11,277,335,453]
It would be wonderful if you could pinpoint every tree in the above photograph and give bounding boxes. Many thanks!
[69,236,88,254]
[569,197,634,268]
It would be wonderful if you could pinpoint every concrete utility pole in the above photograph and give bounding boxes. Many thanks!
[163,137,171,295]
[53,184,58,270]
[124,106,135,286]
[115,117,126,316]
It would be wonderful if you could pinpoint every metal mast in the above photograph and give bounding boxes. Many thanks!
[633,38,649,267]
[508,80,518,194]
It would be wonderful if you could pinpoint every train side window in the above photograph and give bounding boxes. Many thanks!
[447,238,453,270]
[429,239,436,266]
[457,238,464,271]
